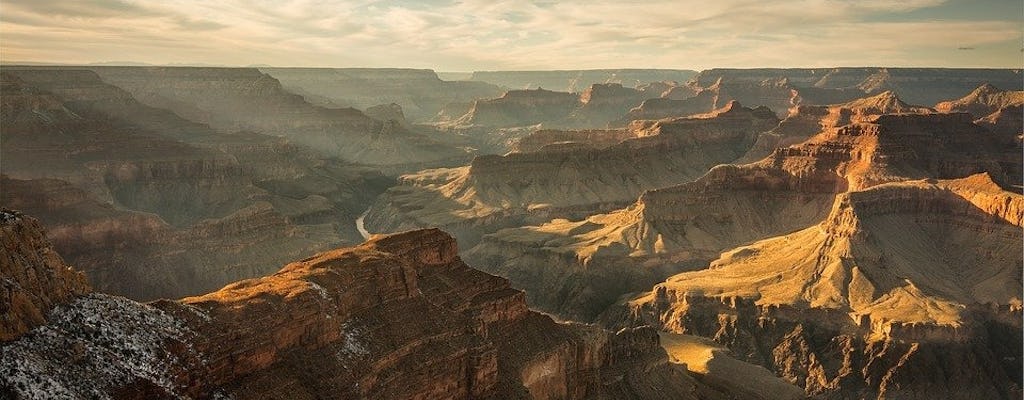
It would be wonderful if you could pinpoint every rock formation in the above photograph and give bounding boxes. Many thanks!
[451,88,581,128]
[615,175,1023,399]
[934,83,1024,118]
[738,90,934,163]
[465,96,1021,321]
[0,221,732,399]
[365,102,779,248]
[0,210,90,341]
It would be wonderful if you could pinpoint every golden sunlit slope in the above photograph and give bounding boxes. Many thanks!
[631,174,1021,332]
[465,93,1020,320]
[364,101,779,247]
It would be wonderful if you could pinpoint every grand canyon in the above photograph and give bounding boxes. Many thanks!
[1,1,1022,399]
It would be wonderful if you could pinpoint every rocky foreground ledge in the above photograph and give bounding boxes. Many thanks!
[0,212,749,399]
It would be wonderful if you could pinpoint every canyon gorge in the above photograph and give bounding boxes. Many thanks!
[2,64,1021,399]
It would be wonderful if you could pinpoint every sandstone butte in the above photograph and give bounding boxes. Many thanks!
[1,209,805,399]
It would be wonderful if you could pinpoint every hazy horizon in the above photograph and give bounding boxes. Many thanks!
[2,0,1021,71]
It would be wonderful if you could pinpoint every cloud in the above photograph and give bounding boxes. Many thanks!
[1,0,1020,70]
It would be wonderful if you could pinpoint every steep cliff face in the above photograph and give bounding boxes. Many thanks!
[86,66,467,168]
[261,68,504,122]
[0,211,90,342]
[617,175,1023,399]
[0,227,723,400]
[465,96,1021,322]
[365,102,779,248]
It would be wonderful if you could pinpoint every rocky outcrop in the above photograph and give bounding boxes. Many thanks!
[0,227,724,399]
[468,69,698,92]
[0,211,90,342]
[454,88,581,127]
[622,87,719,122]
[934,83,1024,118]
[465,96,1021,321]
[261,68,504,122]
[614,175,1023,399]
[738,91,934,163]
[365,102,779,248]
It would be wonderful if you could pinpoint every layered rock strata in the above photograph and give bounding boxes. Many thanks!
[0,223,727,400]
[615,175,1023,399]
[365,102,779,248]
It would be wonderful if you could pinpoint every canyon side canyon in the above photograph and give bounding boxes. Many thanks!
[1,65,1021,400]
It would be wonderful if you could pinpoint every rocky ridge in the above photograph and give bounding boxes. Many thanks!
[615,174,1023,399]
[365,101,779,248]
[0,220,739,399]
[0,211,90,341]
[465,95,1021,321]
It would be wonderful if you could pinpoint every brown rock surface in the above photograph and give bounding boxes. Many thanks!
[0,210,90,342]
[0,226,728,399]
[465,96,1021,321]
[934,83,1024,118]
[616,175,1023,399]
[365,101,779,248]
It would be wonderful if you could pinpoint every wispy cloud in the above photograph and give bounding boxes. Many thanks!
[1,0,1020,69]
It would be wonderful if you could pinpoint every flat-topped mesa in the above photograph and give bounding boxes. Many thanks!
[0,210,91,342]
[455,88,581,127]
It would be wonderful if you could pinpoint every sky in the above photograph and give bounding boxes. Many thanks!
[1,0,1021,71]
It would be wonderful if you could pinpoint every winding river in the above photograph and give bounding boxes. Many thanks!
[355,208,372,240]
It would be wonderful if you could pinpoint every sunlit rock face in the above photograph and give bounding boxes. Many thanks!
[466,92,1020,324]
[614,174,1023,400]
[0,224,719,400]
[364,101,779,250]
